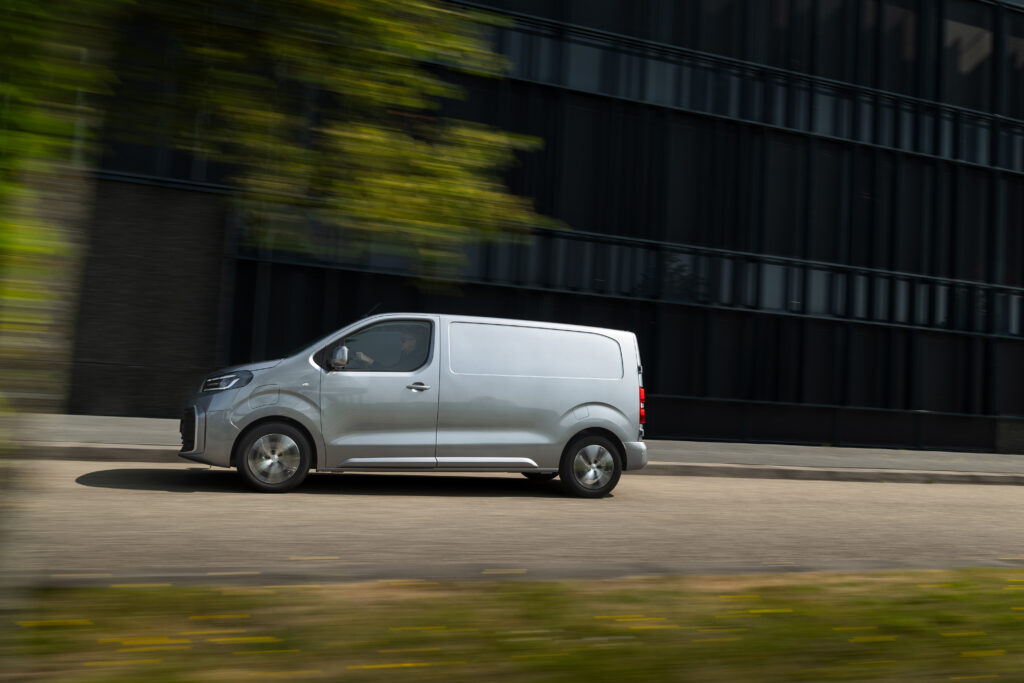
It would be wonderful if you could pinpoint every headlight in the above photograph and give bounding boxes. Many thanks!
[201,370,253,392]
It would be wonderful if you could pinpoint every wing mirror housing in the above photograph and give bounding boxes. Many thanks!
[329,345,349,370]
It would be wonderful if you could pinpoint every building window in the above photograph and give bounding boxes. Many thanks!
[815,0,849,80]
[880,0,919,96]
[943,0,993,111]
[1008,11,1024,119]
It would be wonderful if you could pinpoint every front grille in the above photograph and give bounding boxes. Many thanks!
[180,408,196,452]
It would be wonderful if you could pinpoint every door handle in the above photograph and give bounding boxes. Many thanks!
[406,382,431,391]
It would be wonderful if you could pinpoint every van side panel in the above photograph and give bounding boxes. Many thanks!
[448,323,623,379]
[435,320,637,470]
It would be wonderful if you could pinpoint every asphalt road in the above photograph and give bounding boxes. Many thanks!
[5,460,1024,585]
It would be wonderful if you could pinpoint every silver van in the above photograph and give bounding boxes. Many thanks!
[179,314,647,497]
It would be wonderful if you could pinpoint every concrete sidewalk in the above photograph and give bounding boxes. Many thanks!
[6,413,1024,486]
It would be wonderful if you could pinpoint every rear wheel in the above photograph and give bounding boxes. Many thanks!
[237,422,311,493]
[559,435,622,498]
[522,472,558,482]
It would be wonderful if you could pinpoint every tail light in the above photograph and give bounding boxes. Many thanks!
[639,387,646,424]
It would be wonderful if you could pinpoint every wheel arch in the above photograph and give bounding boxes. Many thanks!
[231,416,319,470]
[564,427,626,469]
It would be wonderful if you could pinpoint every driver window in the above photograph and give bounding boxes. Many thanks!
[334,320,431,372]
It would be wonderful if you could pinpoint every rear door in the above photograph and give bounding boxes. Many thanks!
[319,316,439,469]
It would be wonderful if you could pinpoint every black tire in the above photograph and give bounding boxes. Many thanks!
[558,434,622,498]
[522,472,558,482]
[236,422,312,493]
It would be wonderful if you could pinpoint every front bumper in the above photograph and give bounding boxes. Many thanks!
[178,394,237,468]
[623,440,647,470]
[179,405,204,455]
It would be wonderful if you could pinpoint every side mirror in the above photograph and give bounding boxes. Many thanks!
[329,345,349,370]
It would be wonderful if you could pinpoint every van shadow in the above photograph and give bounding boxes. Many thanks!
[74,468,568,498]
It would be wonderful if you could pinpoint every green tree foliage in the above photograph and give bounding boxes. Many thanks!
[0,0,124,411]
[0,0,546,410]
[105,0,548,269]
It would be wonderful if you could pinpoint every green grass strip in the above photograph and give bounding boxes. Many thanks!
[8,569,1024,681]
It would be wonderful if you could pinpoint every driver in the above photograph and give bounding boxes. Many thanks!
[354,327,425,371]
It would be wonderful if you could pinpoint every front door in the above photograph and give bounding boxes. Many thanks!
[320,318,439,469]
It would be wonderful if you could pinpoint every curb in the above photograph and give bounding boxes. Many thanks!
[635,461,1024,486]
[8,444,1024,486]
[8,443,180,463]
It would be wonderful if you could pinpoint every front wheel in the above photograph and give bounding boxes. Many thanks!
[237,422,311,493]
[559,435,622,498]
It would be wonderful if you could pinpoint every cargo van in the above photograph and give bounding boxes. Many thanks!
[180,314,647,497]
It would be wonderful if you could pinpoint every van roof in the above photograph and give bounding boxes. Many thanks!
[365,312,637,339]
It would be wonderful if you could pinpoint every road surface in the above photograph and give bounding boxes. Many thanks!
[4,460,1024,585]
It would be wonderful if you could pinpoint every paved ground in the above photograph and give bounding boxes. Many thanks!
[5,459,1024,587]
[7,413,1024,485]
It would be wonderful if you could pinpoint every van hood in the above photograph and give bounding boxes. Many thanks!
[217,359,283,374]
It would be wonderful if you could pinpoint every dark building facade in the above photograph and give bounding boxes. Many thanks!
[71,0,1024,452]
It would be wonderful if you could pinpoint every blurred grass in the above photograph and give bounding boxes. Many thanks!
[8,569,1024,681]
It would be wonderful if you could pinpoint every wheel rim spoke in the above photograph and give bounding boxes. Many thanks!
[573,445,613,489]
[247,434,301,485]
